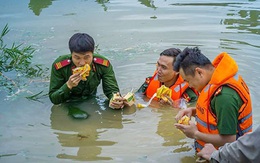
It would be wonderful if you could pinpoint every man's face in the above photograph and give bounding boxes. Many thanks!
[156,55,178,83]
[71,51,93,67]
[179,67,205,92]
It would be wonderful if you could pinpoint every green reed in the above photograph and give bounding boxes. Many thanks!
[0,24,49,101]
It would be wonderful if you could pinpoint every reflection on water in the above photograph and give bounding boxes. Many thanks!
[50,97,137,161]
[220,38,260,50]
[27,0,159,15]
[50,95,195,162]
[156,106,195,162]
[50,98,123,161]
[171,1,260,36]
[28,0,54,16]
[156,106,187,147]
[1,0,260,162]
[96,0,110,11]
[222,9,260,34]
[171,2,247,7]
[219,4,260,54]
[138,0,157,9]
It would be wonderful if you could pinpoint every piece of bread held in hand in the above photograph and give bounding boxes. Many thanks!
[72,64,91,81]
[178,115,190,125]
[156,85,172,102]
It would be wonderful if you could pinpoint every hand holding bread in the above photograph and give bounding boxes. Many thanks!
[72,64,91,81]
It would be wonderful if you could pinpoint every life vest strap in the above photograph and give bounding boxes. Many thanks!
[196,116,218,130]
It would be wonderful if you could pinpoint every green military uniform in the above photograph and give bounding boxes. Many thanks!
[182,87,198,103]
[210,86,242,135]
[49,54,120,105]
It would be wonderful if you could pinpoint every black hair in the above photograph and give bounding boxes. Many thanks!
[68,33,95,54]
[173,47,212,76]
[160,48,182,67]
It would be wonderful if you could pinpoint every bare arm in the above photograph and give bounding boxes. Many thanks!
[175,121,236,148]
[194,131,236,148]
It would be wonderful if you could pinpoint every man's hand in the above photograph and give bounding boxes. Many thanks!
[197,143,217,161]
[160,95,173,106]
[66,73,82,89]
[174,121,198,139]
[109,92,125,109]
[175,107,195,122]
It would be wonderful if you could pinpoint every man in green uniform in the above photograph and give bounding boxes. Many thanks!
[174,47,252,152]
[49,33,124,109]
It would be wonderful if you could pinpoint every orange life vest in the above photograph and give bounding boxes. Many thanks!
[195,52,253,152]
[146,71,190,101]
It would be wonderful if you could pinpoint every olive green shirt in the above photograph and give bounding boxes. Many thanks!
[49,54,120,104]
[210,86,243,135]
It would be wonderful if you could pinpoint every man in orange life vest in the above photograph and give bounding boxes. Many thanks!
[174,47,252,152]
[137,48,198,106]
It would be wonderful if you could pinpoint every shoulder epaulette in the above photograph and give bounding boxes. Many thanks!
[54,59,71,70]
[182,92,191,102]
[93,57,110,67]
[145,77,152,84]
[214,87,223,96]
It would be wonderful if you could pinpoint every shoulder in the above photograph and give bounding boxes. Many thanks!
[53,54,72,70]
[214,86,240,98]
[93,54,110,67]
[183,88,198,102]
[211,86,242,111]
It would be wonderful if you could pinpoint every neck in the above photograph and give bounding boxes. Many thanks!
[205,67,215,85]
[163,74,178,88]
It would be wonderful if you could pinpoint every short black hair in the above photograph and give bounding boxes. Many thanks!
[69,33,95,54]
[160,48,182,67]
[174,47,212,76]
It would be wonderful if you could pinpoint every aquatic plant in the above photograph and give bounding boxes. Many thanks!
[0,24,49,101]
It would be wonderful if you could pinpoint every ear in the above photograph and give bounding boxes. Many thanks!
[195,67,203,77]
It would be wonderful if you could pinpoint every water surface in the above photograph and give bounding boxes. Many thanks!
[0,0,260,162]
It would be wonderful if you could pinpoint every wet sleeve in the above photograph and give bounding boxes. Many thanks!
[210,126,260,163]
[49,64,71,104]
[101,64,120,99]
[183,87,198,103]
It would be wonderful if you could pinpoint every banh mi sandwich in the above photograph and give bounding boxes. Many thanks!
[72,64,91,81]
[156,85,172,102]
[178,115,190,125]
